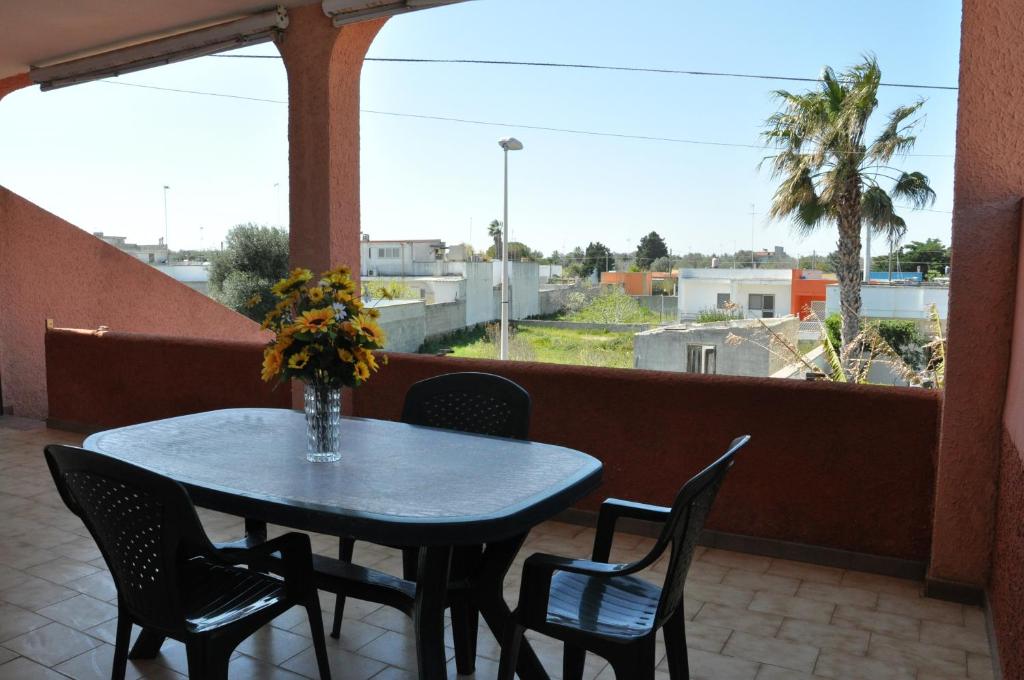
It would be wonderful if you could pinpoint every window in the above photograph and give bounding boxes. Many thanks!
[716,293,731,309]
[377,247,400,259]
[749,294,775,312]
[686,344,717,374]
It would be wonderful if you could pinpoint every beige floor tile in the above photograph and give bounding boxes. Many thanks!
[721,569,800,596]
[685,580,756,609]
[967,652,996,679]
[281,645,386,680]
[754,665,816,679]
[53,644,146,680]
[0,656,69,680]
[776,618,869,655]
[867,633,967,677]
[699,549,771,574]
[748,591,834,624]
[920,619,991,655]
[877,592,964,625]
[0,603,51,642]
[0,574,78,610]
[694,603,783,637]
[3,621,102,667]
[832,604,920,641]
[37,593,117,630]
[814,648,916,680]
[686,647,760,680]
[236,625,314,665]
[765,559,844,585]
[839,571,922,598]
[722,631,818,673]
[795,581,878,608]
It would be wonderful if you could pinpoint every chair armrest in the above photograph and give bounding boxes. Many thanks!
[592,498,670,562]
[517,552,632,623]
[220,532,314,599]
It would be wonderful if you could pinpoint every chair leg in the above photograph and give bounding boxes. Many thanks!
[330,537,355,639]
[663,610,690,680]
[306,594,333,680]
[496,623,525,680]
[127,628,165,659]
[563,643,586,680]
[609,647,655,680]
[401,546,419,581]
[110,616,133,680]
[450,593,479,675]
[186,638,231,680]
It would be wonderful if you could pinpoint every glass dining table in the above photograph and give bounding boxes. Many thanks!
[84,408,603,680]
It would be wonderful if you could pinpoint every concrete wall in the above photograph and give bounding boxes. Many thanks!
[634,317,799,377]
[425,300,466,340]
[491,261,540,319]
[518,320,654,333]
[374,299,426,353]
[0,187,265,418]
[825,284,949,320]
[634,295,678,321]
[464,261,496,326]
[537,284,603,317]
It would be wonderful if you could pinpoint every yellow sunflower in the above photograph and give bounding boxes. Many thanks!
[287,349,311,370]
[271,268,313,298]
[337,348,355,364]
[245,293,262,309]
[354,361,370,382]
[261,348,283,382]
[308,286,325,303]
[295,307,335,333]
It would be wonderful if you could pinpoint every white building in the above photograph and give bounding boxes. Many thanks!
[677,269,792,321]
[93,232,169,264]
[824,283,949,321]
[360,237,447,277]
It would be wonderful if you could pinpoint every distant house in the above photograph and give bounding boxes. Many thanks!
[93,232,169,264]
[677,268,792,320]
[600,271,676,296]
[359,236,448,277]
[825,282,949,323]
[634,316,799,377]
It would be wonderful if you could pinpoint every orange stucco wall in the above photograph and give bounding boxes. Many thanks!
[0,73,30,101]
[790,270,832,319]
[0,187,266,418]
[600,271,649,295]
[929,0,1024,593]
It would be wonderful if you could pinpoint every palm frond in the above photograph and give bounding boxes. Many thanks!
[891,171,936,208]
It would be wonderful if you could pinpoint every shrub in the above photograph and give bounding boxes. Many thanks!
[696,306,743,323]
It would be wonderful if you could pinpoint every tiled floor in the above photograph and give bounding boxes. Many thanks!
[0,417,996,679]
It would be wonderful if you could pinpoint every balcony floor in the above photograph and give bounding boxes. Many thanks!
[0,418,995,680]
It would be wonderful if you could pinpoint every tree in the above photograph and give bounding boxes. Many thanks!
[583,242,614,278]
[635,231,669,270]
[763,55,936,357]
[485,241,539,261]
[209,223,290,321]
[872,237,950,278]
[487,220,503,259]
[650,256,673,272]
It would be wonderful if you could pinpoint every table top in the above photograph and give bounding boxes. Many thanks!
[83,408,603,545]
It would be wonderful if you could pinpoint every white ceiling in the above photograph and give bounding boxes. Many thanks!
[0,1,320,80]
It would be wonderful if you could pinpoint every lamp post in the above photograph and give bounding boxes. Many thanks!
[162,185,170,264]
[498,137,523,360]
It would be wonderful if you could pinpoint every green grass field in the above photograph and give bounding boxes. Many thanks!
[421,325,635,369]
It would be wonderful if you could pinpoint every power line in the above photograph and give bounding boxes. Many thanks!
[210,54,958,91]
[97,80,955,158]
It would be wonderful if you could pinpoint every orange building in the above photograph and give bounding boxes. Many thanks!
[600,271,676,295]
[790,269,836,319]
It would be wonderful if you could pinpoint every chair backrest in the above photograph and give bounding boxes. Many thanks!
[401,372,532,440]
[643,435,749,628]
[44,444,217,633]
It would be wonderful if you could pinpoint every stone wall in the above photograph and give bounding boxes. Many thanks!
[425,300,467,340]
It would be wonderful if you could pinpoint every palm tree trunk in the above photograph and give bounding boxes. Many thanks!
[835,198,863,370]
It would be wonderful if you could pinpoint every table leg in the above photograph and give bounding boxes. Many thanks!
[477,534,551,680]
[413,545,452,680]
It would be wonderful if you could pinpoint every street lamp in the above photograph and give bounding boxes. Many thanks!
[162,185,170,264]
[498,137,524,360]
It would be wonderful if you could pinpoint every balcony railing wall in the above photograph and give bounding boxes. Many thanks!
[47,328,940,576]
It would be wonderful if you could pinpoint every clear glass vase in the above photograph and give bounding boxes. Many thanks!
[304,378,341,463]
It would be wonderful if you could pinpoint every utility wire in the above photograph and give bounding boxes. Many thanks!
[98,80,955,158]
[209,54,958,91]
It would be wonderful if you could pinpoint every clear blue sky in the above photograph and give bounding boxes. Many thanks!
[0,0,961,260]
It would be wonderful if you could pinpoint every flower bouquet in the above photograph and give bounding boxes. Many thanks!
[255,265,386,462]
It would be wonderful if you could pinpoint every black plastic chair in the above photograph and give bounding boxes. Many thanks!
[496,435,750,680]
[44,445,332,680]
[327,371,531,674]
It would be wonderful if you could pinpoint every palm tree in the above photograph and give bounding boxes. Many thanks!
[762,56,935,359]
[488,219,503,260]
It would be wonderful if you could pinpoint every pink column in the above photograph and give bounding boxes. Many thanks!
[0,73,30,102]
[277,6,386,277]
[928,0,1024,594]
